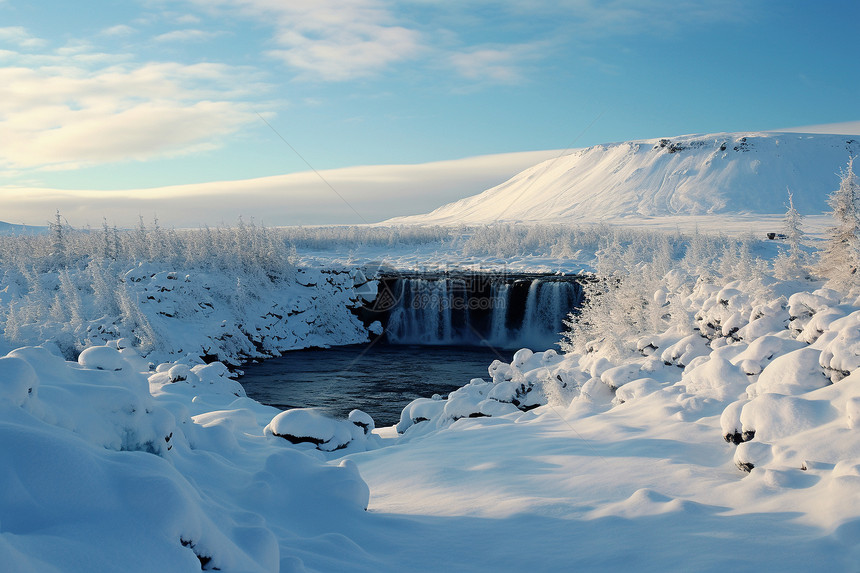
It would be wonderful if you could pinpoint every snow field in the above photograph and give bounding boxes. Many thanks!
[2,271,860,570]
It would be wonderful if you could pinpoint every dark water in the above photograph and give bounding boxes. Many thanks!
[239,343,509,427]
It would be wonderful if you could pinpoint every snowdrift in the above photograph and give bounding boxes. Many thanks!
[387,132,860,226]
[0,344,374,572]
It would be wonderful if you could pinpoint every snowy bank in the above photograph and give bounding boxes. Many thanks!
[0,344,375,571]
[1,260,375,367]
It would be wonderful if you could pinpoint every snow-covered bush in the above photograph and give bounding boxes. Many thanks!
[395,350,576,434]
[0,220,373,365]
[772,191,811,280]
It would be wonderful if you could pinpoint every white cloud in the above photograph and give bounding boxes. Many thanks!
[777,121,860,136]
[450,49,521,83]
[0,26,46,49]
[449,43,544,84]
[479,0,750,36]
[172,0,751,85]
[0,50,267,171]
[175,14,202,24]
[100,24,137,37]
[189,0,423,81]
[0,150,563,227]
[153,28,225,43]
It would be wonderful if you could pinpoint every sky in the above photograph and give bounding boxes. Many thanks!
[1,0,859,227]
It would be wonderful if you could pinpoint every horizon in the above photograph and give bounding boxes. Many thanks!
[2,127,860,230]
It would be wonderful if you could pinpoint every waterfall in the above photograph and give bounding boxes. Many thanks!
[488,282,510,345]
[520,279,541,340]
[373,275,583,349]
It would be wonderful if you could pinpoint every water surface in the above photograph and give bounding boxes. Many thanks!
[240,343,509,427]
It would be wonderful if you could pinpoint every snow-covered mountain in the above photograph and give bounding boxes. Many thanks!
[0,221,46,235]
[387,132,860,226]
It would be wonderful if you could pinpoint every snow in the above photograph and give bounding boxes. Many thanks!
[0,257,371,367]
[387,132,860,234]
[346,273,860,569]
[264,408,373,453]
[0,343,376,572]
[3,263,860,570]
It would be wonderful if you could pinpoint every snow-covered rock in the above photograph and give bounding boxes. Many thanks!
[819,310,860,380]
[264,408,363,452]
[739,393,835,442]
[78,345,127,371]
[680,355,748,402]
[748,347,829,397]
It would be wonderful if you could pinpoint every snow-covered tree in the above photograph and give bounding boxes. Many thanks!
[773,190,808,280]
[817,158,860,291]
[101,218,114,261]
[49,210,66,268]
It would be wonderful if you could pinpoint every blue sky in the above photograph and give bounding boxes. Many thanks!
[1,0,859,226]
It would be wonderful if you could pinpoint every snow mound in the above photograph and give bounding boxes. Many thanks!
[0,356,38,407]
[78,345,126,371]
[396,351,572,434]
[749,347,829,397]
[265,408,373,452]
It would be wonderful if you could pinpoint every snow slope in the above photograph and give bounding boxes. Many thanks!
[0,221,45,235]
[387,132,860,228]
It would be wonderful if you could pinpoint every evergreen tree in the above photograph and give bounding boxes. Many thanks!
[773,190,807,280]
[49,210,65,268]
[101,218,113,261]
[817,158,860,291]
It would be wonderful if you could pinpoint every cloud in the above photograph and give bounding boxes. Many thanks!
[189,0,423,81]
[777,121,860,136]
[175,14,202,24]
[100,24,137,37]
[0,26,46,49]
[0,50,266,171]
[0,149,563,227]
[493,0,750,37]
[153,28,225,43]
[449,43,544,84]
[450,49,521,83]
[170,0,751,86]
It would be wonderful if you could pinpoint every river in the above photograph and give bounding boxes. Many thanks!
[239,342,512,427]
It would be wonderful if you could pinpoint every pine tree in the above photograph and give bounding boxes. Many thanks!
[49,210,65,268]
[773,190,807,280]
[101,218,113,261]
[133,215,148,261]
[817,157,860,292]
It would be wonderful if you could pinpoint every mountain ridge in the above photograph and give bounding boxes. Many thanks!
[386,132,859,227]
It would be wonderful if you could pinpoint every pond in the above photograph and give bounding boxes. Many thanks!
[239,342,511,427]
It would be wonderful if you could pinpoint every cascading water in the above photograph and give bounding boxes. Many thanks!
[375,275,583,349]
[489,282,510,344]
